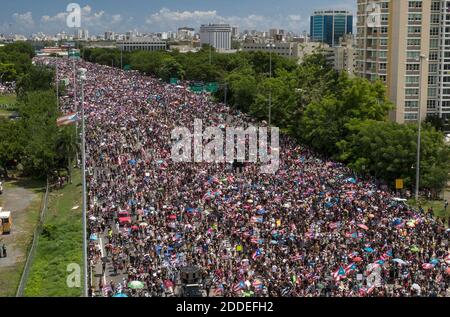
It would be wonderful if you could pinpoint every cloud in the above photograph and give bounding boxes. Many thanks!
[145,8,308,32]
[39,5,125,33]
[12,12,35,28]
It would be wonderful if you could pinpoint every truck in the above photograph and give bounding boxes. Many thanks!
[0,208,12,234]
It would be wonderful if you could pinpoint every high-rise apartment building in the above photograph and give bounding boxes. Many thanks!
[357,0,450,123]
[310,10,353,46]
[200,24,232,51]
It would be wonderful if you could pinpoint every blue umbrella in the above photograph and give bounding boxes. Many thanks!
[113,293,128,297]
[128,159,136,165]
[364,247,374,253]
[89,233,98,241]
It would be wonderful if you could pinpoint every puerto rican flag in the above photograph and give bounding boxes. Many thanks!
[57,113,78,126]
[333,266,347,281]
[214,284,224,296]
[252,248,262,260]
[345,263,357,274]
[232,281,245,293]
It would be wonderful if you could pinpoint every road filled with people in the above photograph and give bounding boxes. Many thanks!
[38,57,450,297]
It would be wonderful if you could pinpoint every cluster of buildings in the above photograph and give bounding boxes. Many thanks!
[3,1,450,124]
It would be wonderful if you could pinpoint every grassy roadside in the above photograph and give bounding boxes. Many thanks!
[407,187,450,227]
[24,169,83,297]
[0,178,45,297]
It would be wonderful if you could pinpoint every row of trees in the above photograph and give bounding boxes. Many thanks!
[0,42,35,82]
[81,46,450,193]
[0,43,77,179]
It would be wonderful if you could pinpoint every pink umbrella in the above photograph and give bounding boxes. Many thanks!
[353,257,363,262]
[357,224,369,230]
[422,263,434,270]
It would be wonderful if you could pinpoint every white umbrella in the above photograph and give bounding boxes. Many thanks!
[392,258,407,265]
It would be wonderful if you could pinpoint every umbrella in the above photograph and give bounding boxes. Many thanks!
[411,284,421,291]
[422,263,434,270]
[131,225,139,231]
[128,281,145,289]
[364,247,374,253]
[89,216,97,221]
[392,258,407,265]
[113,293,128,297]
[89,234,98,241]
[446,267,450,275]
[444,254,450,265]
[353,257,363,262]
[139,222,148,227]
[357,224,369,230]
[410,246,420,253]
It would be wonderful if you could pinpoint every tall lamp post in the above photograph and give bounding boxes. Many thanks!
[77,67,88,297]
[266,43,275,126]
[415,54,428,202]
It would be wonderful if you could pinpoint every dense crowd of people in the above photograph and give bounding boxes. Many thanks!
[39,57,450,297]
[0,82,15,95]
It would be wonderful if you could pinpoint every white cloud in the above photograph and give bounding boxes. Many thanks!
[39,5,125,32]
[145,8,308,32]
[12,12,35,28]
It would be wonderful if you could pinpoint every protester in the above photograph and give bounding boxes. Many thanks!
[38,57,450,297]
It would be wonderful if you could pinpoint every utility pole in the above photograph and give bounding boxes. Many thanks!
[55,64,59,110]
[78,68,88,297]
[224,82,228,106]
[267,43,275,126]
[120,49,123,70]
[415,54,427,202]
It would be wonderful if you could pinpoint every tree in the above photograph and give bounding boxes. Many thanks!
[0,120,24,178]
[0,63,17,82]
[16,65,54,99]
[338,120,450,192]
[298,76,393,156]
[159,56,185,81]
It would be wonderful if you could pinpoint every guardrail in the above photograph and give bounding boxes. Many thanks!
[16,178,49,297]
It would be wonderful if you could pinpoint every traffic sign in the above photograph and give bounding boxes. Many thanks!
[190,82,204,93]
[205,82,219,93]
[395,179,404,189]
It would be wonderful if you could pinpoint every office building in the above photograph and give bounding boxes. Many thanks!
[327,34,356,75]
[310,9,353,46]
[117,38,167,52]
[200,24,232,51]
[178,27,195,40]
[356,0,450,123]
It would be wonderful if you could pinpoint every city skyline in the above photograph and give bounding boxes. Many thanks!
[0,0,356,36]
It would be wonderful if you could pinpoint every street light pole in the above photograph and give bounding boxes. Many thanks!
[78,68,88,297]
[55,64,59,111]
[415,54,427,202]
[267,43,274,126]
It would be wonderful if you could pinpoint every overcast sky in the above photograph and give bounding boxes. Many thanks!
[0,0,356,35]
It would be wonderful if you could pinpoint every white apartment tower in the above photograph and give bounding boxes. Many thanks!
[357,0,450,123]
[200,24,232,51]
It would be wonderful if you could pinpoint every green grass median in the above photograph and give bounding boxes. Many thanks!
[24,169,83,297]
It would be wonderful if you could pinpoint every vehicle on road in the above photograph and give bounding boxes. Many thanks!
[0,208,12,234]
